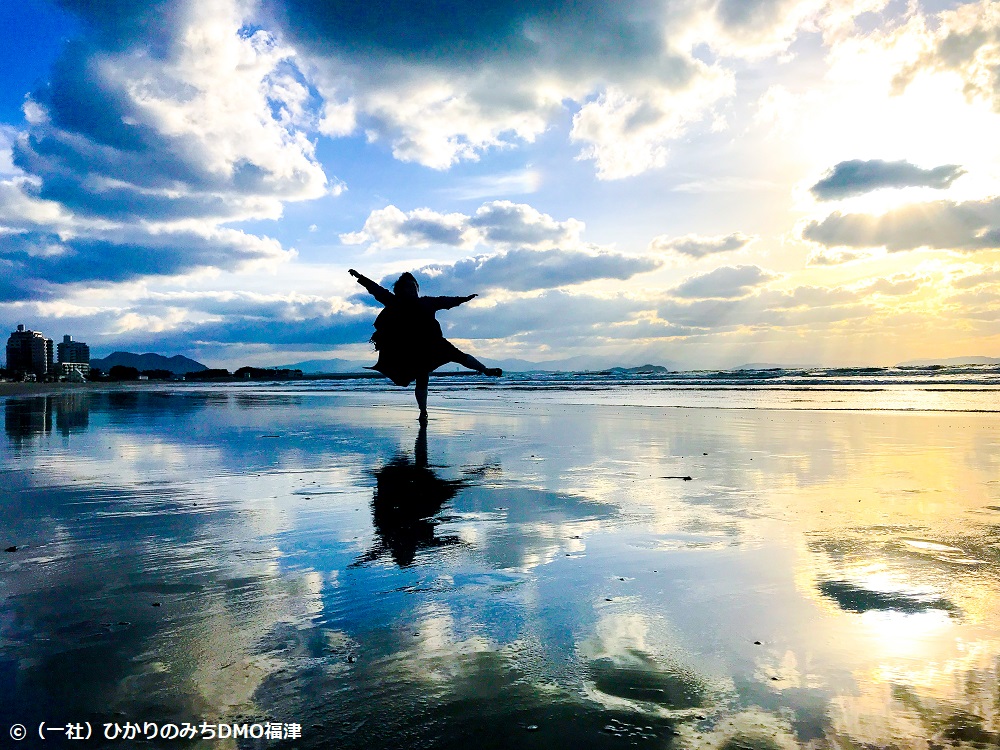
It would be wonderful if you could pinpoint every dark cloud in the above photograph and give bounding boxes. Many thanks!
[818,580,956,615]
[264,0,730,175]
[810,159,965,200]
[671,265,775,299]
[271,0,673,75]
[398,216,467,246]
[408,248,660,294]
[650,232,752,257]
[54,0,183,51]
[14,39,326,223]
[803,197,1000,252]
[107,310,374,351]
[100,288,648,351]
[715,0,793,33]
[0,227,289,297]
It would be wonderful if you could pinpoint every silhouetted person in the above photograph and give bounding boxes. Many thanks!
[353,422,465,567]
[350,269,501,421]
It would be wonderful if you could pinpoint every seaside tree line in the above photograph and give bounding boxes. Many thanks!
[91,366,306,381]
[0,364,305,382]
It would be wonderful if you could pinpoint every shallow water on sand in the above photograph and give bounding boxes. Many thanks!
[2,388,1000,748]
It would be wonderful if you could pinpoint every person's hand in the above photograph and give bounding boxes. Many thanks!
[349,269,360,278]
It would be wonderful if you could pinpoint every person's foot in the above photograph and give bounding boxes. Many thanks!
[484,368,502,377]
[418,410,428,424]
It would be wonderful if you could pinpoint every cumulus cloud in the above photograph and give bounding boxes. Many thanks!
[892,2,1000,112]
[341,200,584,250]
[10,289,374,352]
[858,275,924,296]
[952,266,1000,289]
[803,197,1000,252]
[0,223,289,302]
[649,232,754,258]
[270,0,818,178]
[114,310,373,350]
[806,248,869,266]
[340,205,473,248]
[0,0,332,301]
[671,265,776,299]
[412,248,660,293]
[569,77,734,179]
[810,159,965,200]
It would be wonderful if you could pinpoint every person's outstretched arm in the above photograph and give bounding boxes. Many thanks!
[349,269,394,306]
[428,293,477,311]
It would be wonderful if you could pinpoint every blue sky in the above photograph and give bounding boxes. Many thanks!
[1,0,999,368]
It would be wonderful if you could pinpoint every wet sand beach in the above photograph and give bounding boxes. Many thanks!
[2,386,999,748]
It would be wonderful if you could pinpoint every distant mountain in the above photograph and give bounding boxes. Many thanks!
[90,352,208,375]
[482,355,682,372]
[897,355,1000,367]
[281,354,683,374]
[276,358,370,373]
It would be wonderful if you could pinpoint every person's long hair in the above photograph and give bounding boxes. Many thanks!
[393,273,418,295]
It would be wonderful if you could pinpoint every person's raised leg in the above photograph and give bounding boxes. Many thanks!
[454,351,502,377]
[415,372,429,422]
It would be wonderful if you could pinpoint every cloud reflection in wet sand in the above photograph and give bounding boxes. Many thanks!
[1,390,1000,747]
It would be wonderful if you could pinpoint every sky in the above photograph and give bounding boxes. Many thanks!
[1,0,999,369]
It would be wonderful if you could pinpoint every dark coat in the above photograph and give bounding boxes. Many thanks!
[355,275,469,387]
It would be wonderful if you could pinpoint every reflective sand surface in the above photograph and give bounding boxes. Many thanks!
[2,388,999,748]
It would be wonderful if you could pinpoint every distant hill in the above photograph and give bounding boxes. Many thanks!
[276,358,370,373]
[483,355,682,372]
[897,355,1000,367]
[282,355,684,374]
[603,364,671,375]
[90,352,208,375]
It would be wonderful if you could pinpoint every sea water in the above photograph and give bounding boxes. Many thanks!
[1,373,999,748]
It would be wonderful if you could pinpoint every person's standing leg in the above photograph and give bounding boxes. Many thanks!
[415,372,429,422]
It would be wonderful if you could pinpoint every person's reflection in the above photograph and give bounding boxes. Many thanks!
[354,422,466,567]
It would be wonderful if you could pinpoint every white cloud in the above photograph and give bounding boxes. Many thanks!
[0,0,334,300]
[570,77,733,180]
[0,126,22,176]
[280,0,847,179]
[671,265,777,299]
[952,265,1000,289]
[439,169,541,201]
[803,197,1000,252]
[892,2,1000,112]
[649,232,754,258]
[339,205,475,249]
[340,200,584,251]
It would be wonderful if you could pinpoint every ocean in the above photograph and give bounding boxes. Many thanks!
[197,363,1000,411]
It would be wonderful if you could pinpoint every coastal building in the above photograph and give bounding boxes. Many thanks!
[5,324,54,380]
[57,334,90,379]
